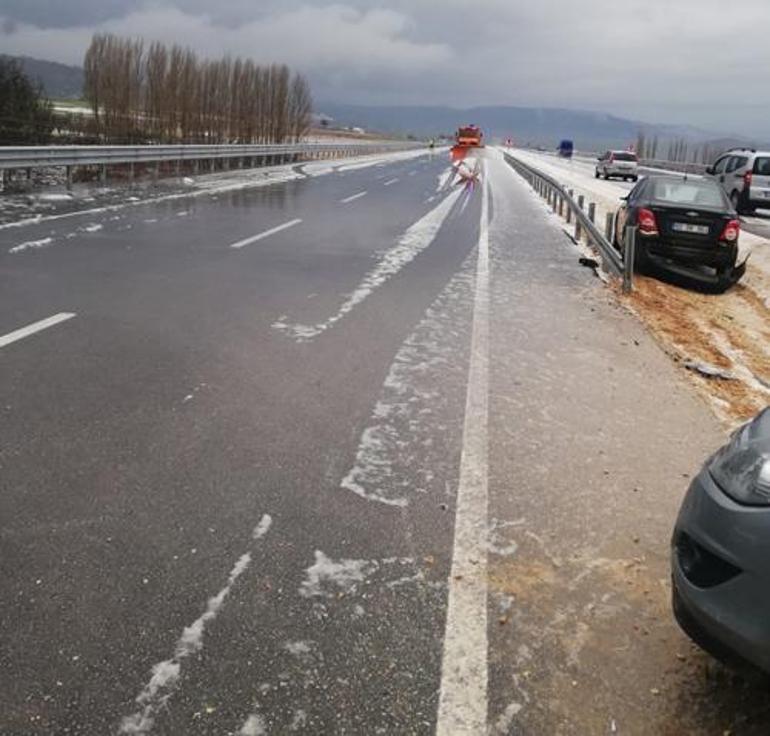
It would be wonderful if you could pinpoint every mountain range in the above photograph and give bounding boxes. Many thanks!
[2,55,85,99]
[318,102,758,151]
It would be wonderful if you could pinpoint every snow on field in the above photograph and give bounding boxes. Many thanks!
[504,147,770,426]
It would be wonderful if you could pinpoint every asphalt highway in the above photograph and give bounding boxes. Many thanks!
[2,149,765,735]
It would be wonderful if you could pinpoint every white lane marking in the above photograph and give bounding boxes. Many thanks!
[383,178,399,186]
[340,191,368,204]
[229,218,302,249]
[408,170,418,176]
[0,313,76,349]
[119,514,273,735]
[436,163,490,736]
[273,187,463,342]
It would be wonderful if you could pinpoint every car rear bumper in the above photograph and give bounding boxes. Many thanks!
[605,166,637,177]
[672,470,770,673]
[640,236,737,276]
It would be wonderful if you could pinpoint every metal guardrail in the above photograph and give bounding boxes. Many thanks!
[0,141,421,169]
[502,150,633,288]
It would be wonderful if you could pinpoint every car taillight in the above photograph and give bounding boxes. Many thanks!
[638,208,659,235]
[744,171,753,188]
[720,219,740,242]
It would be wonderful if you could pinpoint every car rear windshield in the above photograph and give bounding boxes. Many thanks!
[754,157,770,175]
[651,180,724,207]
[612,152,637,161]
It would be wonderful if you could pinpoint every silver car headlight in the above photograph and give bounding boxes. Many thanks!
[709,421,770,506]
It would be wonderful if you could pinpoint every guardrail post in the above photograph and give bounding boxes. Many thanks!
[588,202,596,224]
[623,226,637,293]
[99,164,107,184]
[605,212,614,241]
[129,162,135,184]
[175,160,181,177]
[566,190,573,223]
[26,167,33,181]
[65,165,73,191]
[577,194,585,210]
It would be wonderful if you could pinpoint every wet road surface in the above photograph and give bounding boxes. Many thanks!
[2,149,768,735]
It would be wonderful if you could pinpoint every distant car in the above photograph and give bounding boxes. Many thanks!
[595,150,639,181]
[613,175,746,290]
[558,139,574,158]
[704,148,770,214]
[672,408,770,674]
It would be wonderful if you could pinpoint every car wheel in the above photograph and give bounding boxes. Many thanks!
[730,190,743,214]
[595,169,600,179]
[632,176,639,182]
[714,259,745,293]
[612,219,623,252]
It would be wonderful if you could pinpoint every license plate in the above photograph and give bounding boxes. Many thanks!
[672,222,709,235]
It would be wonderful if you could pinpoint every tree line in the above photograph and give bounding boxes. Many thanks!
[0,57,54,144]
[83,34,313,144]
[634,130,727,165]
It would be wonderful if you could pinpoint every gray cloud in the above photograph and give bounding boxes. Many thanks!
[0,0,767,137]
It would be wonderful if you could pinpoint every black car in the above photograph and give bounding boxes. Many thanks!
[613,175,745,290]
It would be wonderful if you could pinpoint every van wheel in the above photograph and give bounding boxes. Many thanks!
[730,190,743,214]
[595,169,600,179]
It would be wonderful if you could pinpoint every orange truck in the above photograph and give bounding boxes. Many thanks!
[455,124,484,148]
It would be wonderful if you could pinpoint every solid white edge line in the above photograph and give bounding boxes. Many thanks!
[383,179,399,186]
[229,218,302,249]
[436,162,490,736]
[0,312,77,349]
[340,191,368,204]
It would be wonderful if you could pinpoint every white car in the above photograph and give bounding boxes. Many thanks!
[595,150,639,181]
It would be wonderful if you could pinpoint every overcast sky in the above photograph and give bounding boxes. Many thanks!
[0,0,766,137]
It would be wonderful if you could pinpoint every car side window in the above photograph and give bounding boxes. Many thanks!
[724,156,739,174]
[627,180,645,203]
[713,157,729,175]
[734,156,748,171]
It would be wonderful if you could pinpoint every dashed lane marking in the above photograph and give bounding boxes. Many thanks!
[340,191,368,204]
[0,312,77,349]
[229,219,303,249]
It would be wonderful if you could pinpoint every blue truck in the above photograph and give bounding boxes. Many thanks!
[558,139,574,158]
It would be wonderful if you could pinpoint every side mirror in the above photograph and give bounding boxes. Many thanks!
[620,195,629,201]
[705,166,714,175]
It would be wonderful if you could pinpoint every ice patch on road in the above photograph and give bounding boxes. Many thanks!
[9,236,53,253]
[253,514,272,539]
[239,713,268,736]
[289,710,308,731]
[284,640,313,657]
[437,167,454,192]
[119,515,273,734]
[339,252,476,507]
[81,223,103,233]
[299,551,378,599]
[491,702,524,734]
[273,187,463,342]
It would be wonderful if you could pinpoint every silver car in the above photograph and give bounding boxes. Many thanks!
[595,150,639,181]
[705,148,770,214]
